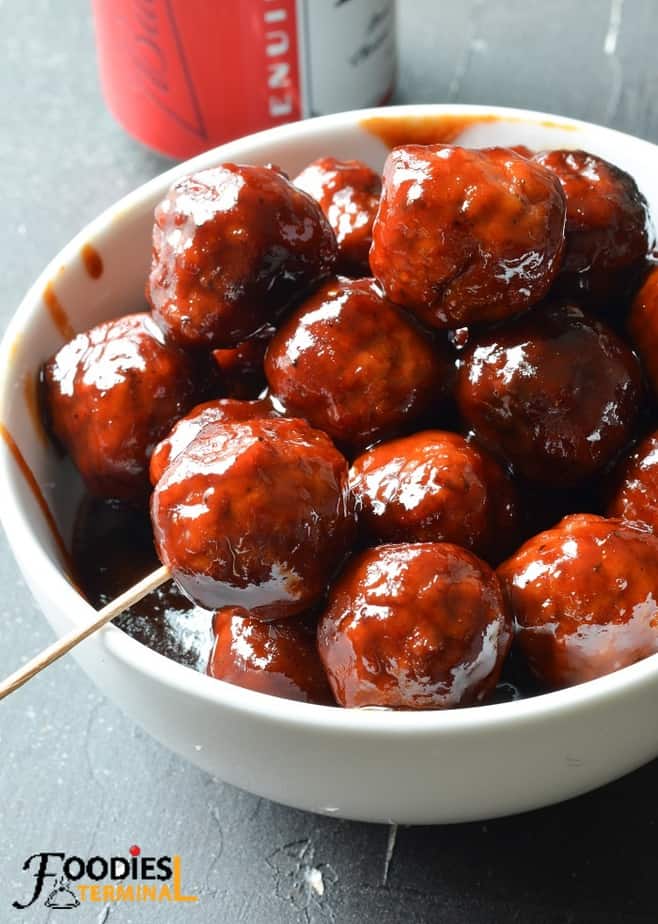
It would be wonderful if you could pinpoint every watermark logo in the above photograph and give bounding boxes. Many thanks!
[44,878,80,910]
[13,845,198,910]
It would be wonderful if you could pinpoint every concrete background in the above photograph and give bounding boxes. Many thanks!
[2,1,658,921]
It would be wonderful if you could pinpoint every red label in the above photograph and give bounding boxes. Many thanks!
[92,0,302,159]
[265,1,302,120]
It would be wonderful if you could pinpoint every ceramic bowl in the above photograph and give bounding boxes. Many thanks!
[2,104,658,824]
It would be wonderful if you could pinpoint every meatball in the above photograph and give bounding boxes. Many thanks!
[149,396,278,485]
[628,264,658,396]
[147,164,337,349]
[42,312,200,502]
[349,430,519,561]
[265,277,450,453]
[208,607,334,705]
[212,323,275,399]
[534,149,650,305]
[151,417,355,617]
[294,156,381,276]
[508,145,534,159]
[318,542,511,709]
[456,303,642,485]
[369,144,566,329]
[498,513,658,688]
[607,430,658,532]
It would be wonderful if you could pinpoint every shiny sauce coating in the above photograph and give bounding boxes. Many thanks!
[147,164,337,349]
[370,144,566,329]
[41,312,203,502]
[607,428,658,533]
[265,276,452,454]
[150,416,356,617]
[456,303,642,485]
[294,157,382,276]
[628,263,658,397]
[209,607,335,705]
[149,395,279,486]
[534,149,651,306]
[70,494,538,704]
[499,514,658,688]
[349,430,519,562]
[72,495,212,671]
[318,542,512,709]
[44,144,657,709]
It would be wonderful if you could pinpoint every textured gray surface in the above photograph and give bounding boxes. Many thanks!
[2,1,658,922]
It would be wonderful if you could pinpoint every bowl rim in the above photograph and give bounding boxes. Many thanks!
[3,100,658,736]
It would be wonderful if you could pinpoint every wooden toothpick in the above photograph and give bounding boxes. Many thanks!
[0,565,170,701]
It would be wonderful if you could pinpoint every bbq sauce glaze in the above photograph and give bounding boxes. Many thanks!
[71,494,542,705]
[72,495,213,672]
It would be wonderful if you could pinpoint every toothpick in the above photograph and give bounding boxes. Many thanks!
[0,565,170,701]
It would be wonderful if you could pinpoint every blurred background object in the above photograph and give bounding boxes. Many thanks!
[92,0,397,158]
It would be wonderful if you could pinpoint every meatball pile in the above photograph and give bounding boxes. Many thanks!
[43,143,658,710]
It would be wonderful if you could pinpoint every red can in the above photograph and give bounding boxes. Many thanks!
[92,0,397,160]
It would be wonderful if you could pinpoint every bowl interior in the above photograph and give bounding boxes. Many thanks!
[2,103,658,718]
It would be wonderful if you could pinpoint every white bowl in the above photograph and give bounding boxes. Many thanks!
[2,104,658,825]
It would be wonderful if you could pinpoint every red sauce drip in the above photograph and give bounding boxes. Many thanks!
[360,114,578,150]
[81,243,103,280]
[0,422,72,572]
[361,114,502,149]
[43,282,75,341]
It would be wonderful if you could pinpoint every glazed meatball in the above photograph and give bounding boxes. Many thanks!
[265,277,450,453]
[508,145,534,159]
[534,149,650,304]
[318,543,511,709]
[147,164,337,349]
[628,264,658,396]
[607,430,658,532]
[212,323,275,399]
[369,144,566,329]
[208,607,334,704]
[151,417,355,617]
[149,396,278,485]
[349,430,519,561]
[498,513,658,687]
[42,313,200,502]
[456,303,642,484]
[294,156,381,276]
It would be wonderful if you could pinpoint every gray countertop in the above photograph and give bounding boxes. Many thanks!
[2,1,658,921]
